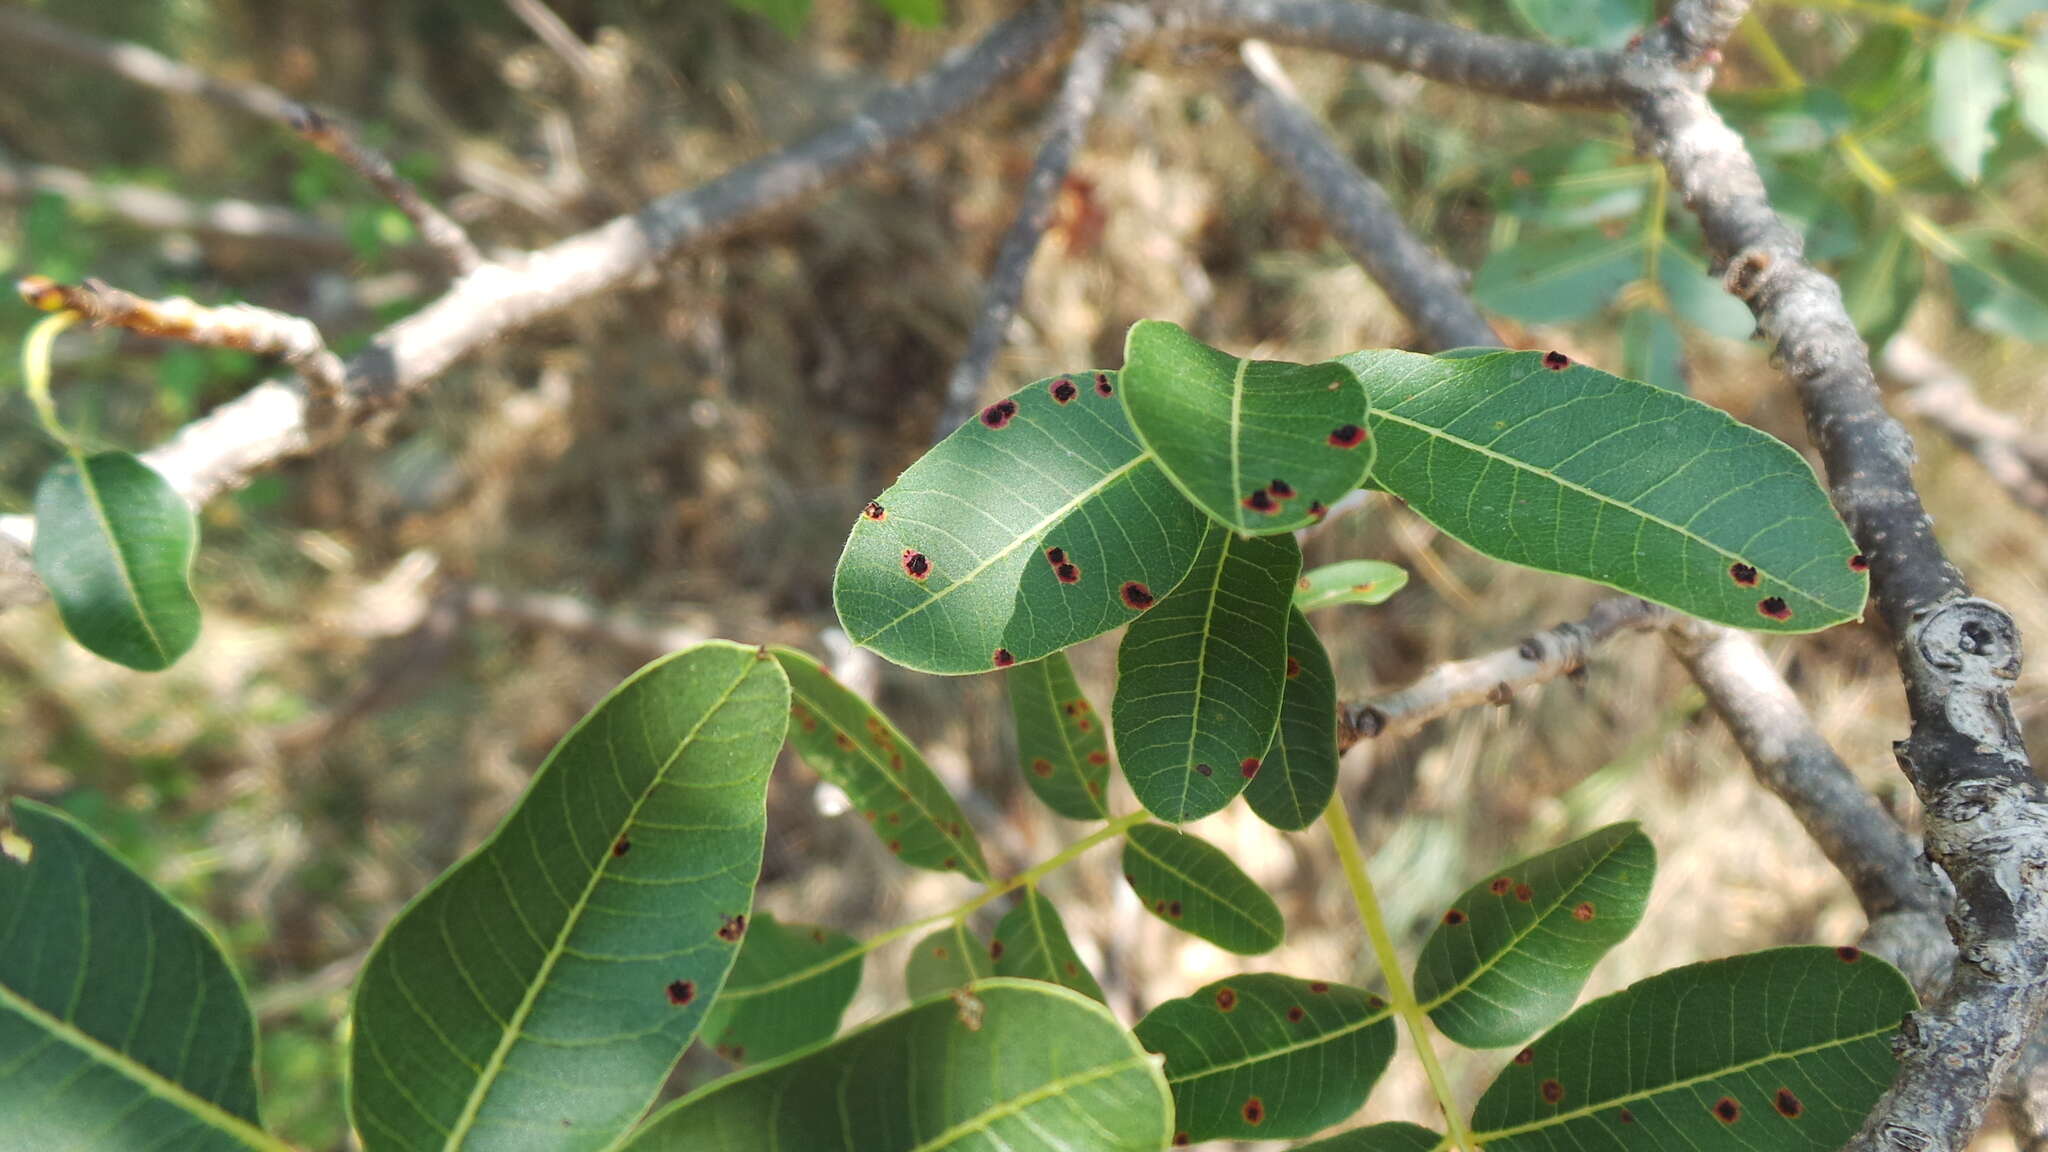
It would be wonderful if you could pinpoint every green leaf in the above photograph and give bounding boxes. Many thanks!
[728,0,811,36]
[1294,560,1409,613]
[993,888,1106,1002]
[624,979,1174,1151]
[32,451,201,671]
[1296,1121,1447,1151]
[869,0,943,26]
[1135,974,1394,1142]
[1504,0,1650,48]
[0,799,275,1151]
[904,922,993,1000]
[1120,320,1374,534]
[1113,523,1300,822]
[1473,229,1642,325]
[2015,33,2048,144]
[1341,349,1868,633]
[1008,652,1111,820]
[833,370,1208,675]
[1413,823,1656,1049]
[1839,218,1924,348]
[1122,824,1284,954]
[1829,26,1920,115]
[1714,89,1853,156]
[1469,946,1914,1150]
[1657,241,1757,341]
[1948,231,2048,342]
[348,642,790,1151]
[699,914,862,1065]
[773,646,991,881]
[1621,307,1686,393]
[1929,33,2009,184]
[1491,142,1648,230]
[1244,609,1339,832]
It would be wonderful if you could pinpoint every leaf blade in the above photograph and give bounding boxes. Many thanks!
[992,888,1107,1001]
[904,922,994,1000]
[1244,608,1340,832]
[32,451,201,671]
[1122,824,1284,954]
[699,914,863,1065]
[1008,652,1112,820]
[1294,560,1409,613]
[1929,33,2009,184]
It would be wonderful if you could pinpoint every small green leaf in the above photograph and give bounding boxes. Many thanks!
[1840,218,1924,348]
[1504,0,1650,48]
[1948,231,2048,342]
[348,642,790,1151]
[1244,609,1339,832]
[1621,307,1686,393]
[1122,824,1284,954]
[1113,523,1300,822]
[1136,974,1394,1142]
[729,0,811,35]
[834,371,1207,675]
[624,980,1174,1150]
[993,888,1106,1002]
[1296,1122,1447,1151]
[1473,229,1642,325]
[2015,33,2048,144]
[1413,823,1656,1049]
[1929,33,2009,184]
[1008,652,1111,820]
[773,646,991,881]
[869,0,943,26]
[1469,946,1914,1150]
[904,922,993,1000]
[1120,320,1373,534]
[1343,349,1868,633]
[699,914,863,1065]
[0,799,274,1151]
[32,451,201,671]
[1294,560,1409,613]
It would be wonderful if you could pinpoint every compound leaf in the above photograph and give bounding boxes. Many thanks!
[1342,349,1867,633]
[1120,320,1373,534]
[833,370,1207,675]
[348,641,789,1151]
[904,922,993,1000]
[1122,824,1283,955]
[1135,974,1394,1143]
[1244,609,1339,832]
[624,979,1173,1151]
[1008,652,1111,820]
[1294,560,1409,613]
[699,914,862,1066]
[993,888,1106,1002]
[773,647,990,882]
[1113,523,1299,823]
[33,451,200,671]
[1469,946,1914,1151]
[1414,823,1656,1049]
[0,799,272,1151]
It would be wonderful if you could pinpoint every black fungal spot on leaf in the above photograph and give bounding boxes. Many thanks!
[980,399,1018,429]
[992,648,1015,668]
[1849,553,1869,572]
[1055,563,1081,584]
[1714,1097,1741,1123]
[1514,883,1534,902]
[667,980,695,1006]
[1541,1080,1565,1104]
[1444,908,1468,925]
[1309,982,1329,994]
[1174,1135,1191,1147]
[717,914,747,942]
[1729,562,1759,586]
[902,549,931,580]
[1194,762,1213,777]
[1121,582,1155,610]
[1775,1088,1803,1117]
[1242,1098,1264,1125]
[1287,1006,1306,1022]
[1286,656,1302,679]
[612,838,631,857]
[1243,489,1277,514]
[862,501,886,521]
[1240,757,1261,778]
[1514,1048,1534,1065]
[1050,377,1078,404]
[1307,500,1327,522]
[1837,945,1861,962]
[1543,350,1571,370]
[1167,900,1183,919]
[1490,877,1513,895]
[1216,987,1238,1011]
[991,939,1005,961]
[1573,902,1596,921]
[1758,596,1792,621]
[1045,546,1066,566]
[1328,424,1367,448]
[1267,479,1294,500]
[1094,373,1113,396]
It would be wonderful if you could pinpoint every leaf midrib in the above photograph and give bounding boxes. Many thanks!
[443,657,757,1148]
[1173,529,1231,820]
[72,457,173,665]
[1227,354,1250,529]
[904,1056,1158,1152]
[1127,830,1272,942]
[1166,1002,1393,1085]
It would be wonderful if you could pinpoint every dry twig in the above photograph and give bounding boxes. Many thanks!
[289,108,483,274]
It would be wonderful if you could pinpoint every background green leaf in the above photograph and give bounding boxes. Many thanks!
[348,642,789,1151]
[32,451,201,671]
[1839,219,1924,348]
[1008,652,1112,820]
[1929,33,2009,184]
[1469,946,1914,1150]
[1122,824,1284,954]
[868,0,943,27]
[904,922,993,1000]
[1120,320,1373,534]
[1114,524,1299,822]
[1473,230,1641,324]
[0,799,274,1151]
[1948,231,2048,342]
[1621,308,1686,393]
[1342,349,1867,632]
[1135,973,1394,1143]
[993,888,1106,1002]
[625,980,1173,1151]
[1244,609,1339,832]
[1296,1121,1447,1151]
[834,371,1207,675]
[1504,0,1650,48]
[699,913,862,1065]
[728,0,811,35]
[1658,242,1757,341]
[1294,560,1409,613]
[1413,823,1656,1049]
[773,646,990,880]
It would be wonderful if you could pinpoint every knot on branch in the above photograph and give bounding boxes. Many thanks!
[1876,1121,1936,1151]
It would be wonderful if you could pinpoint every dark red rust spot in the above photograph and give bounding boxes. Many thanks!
[1243,489,1278,514]
[1055,563,1081,584]
[1086,751,1109,765]
[1241,757,1261,778]
[1309,982,1330,994]
[1050,377,1078,404]
[862,501,886,521]
[1173,1135,1191,1147]
[1849,553,1869,572]
[991,939,1006,960]
[835,732,855,750]
[932,945,950,960]
[888,840,903,854]
[1307,500,1327,522]
[1619,1109,1635,1124]
[1541,1079,1565,1104]
[667,980,695,1006]
[1031,758,1054,778]
[1515,883,1534,902]
[1121,582,1155,610]
[718,914,747,942]
[1543,350,1571,370]
[1045,546,1067,566]
[1367,995,1386,1009]
[1758,596,1792,621]
[1168,900,1183,919]
[1714,1097,1741,1123]
[1085,781,1102,796]
[1775,1088,1803,1118]
[1095,373,1113,396]
[1490,877,1513,895]
[1216,987,1238,1010]
[1729,562,1759,586]
[903,549,931,580]
[1836,945,1861,962]
[612,838,631,857]
[890,754,904,772]
[1077,718,1093,732]
[1514,1048,1534,1065]
[1267,478,1295,500]
[1286,657,1303,679]
[980,399,1018,429]
[1242,1098,1264,1125]
[1573,902,1596,921]
[993,648,1015,668]
[1288,1005,1306,1022]
[1194,762,1214,777]
[1444,908,1467,925]
[1329,424,1366,448]
[942,857,957,870]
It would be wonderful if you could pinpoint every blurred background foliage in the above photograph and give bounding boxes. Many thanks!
[1,0,2044,1147]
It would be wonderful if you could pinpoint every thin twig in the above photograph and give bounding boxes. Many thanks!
[934,6,1143,437]
[290,108,483,274]
[1881,334,2048,518]
[0,5,303,124]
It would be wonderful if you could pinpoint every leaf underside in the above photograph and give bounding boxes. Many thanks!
[32,451,201,671]
[993,888,1106,1002]
[1243,608,1340,832]
[699,913,863,1066]
[1122,824,1284,955]
[904,922,994,1001]
[1007,651,1112,820]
